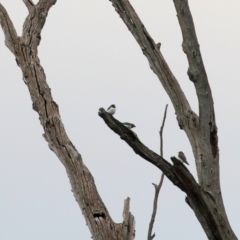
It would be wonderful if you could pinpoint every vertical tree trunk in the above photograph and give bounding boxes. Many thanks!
[0,1,135,239]
[0,0,237,239]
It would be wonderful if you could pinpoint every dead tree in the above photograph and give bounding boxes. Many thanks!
[99,0,237,239]
[0,0,237,240]
[0,1,134,239]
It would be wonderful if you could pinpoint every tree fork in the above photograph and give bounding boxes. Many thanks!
[0,1,135,239]
[99,108,236,240]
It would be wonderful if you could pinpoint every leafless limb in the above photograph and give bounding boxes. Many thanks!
[22,0,35,12]
[99,107,236,239]
[159,104,168,158]
[173,0,215,129]
[0,0,237,238]
[0,4,18,54]
[172,1,234,236]
[110,0,194,119]
[147,104,168,240]
[148,175,164,240]
[122,197,135,240]
[172,0,218,191]
[0,1,135,239]
[107,0,237,239]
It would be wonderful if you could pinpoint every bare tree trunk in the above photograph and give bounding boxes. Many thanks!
[0,0,237,239]
[0,1,135,239]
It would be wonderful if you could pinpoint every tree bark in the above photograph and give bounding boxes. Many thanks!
[147,104,168,240]
[107,0,237,239]
[0,0,238,239]
[0,1,135,239]
[99,108,236,240]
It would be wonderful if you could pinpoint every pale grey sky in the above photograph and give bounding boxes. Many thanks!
[0,1,239,239]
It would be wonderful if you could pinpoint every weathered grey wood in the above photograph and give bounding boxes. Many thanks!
[0,1,135,239]
[172,1,235,238]
[122,198,135,240]
[172,0,219,200]
[99,109,236,240]
[147,104,168,240]
[107,0,237,239]
[0,4,18,54]
[109,0,200,184]
[0,0,237,239]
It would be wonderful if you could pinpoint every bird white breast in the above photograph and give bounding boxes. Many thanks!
[124,124,131,129]
[107,108,116,115]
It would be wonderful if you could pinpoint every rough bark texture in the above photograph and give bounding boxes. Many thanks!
[99,109,236,240]
[0,1,135,240]
[0,0,237,239]
[106,0,237,239]
[172,0,220,203]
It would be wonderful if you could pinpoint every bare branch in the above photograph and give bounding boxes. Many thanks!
[173,0,218,155]
[148,104,168,240]
[110,0,195,122]
[22,0,57,49]
[99,108,236,239]
[173,1,218,137]
[1,1,133,238]
[122,197,135,240]
[109,2,201,193]
[0,4,19,54]
[23,0,35,12]
[159,104,168,157]
[108,4,234,233]
[37,0,57,10]
[171,2,228,224]
[0,1,235,239]
[99,108,173,176]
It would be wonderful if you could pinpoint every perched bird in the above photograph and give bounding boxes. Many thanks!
[178,151,189,165]
[107,104,116,115]
[122,122,136,129]
[123,122,139,140]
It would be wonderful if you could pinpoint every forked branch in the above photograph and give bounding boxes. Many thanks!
[108,1,237,238]
[99,108,234,239]
[110,0,194,121]
[0,4,18,54]
[173,0,218,158]
[147,104,168,240]
[172,1,223,215]
[173,0,216,133]
[0,1,135,239]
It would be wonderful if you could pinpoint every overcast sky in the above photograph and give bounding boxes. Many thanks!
[0,1,239,239]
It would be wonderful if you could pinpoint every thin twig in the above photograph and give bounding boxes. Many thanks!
[147,104,168,240]
[159,104,168,158]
